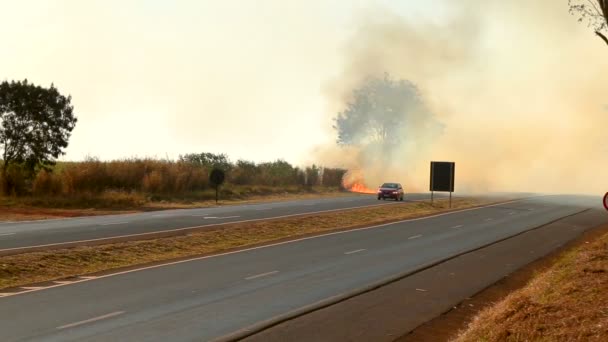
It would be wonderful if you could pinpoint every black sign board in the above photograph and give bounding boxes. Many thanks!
[430,161,455,192]
[209,168,226,204]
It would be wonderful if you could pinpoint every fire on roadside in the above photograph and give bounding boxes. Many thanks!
[348,182,376,194]
[342,170,376,194]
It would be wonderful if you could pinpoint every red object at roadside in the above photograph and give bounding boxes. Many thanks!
[603,192,608,211]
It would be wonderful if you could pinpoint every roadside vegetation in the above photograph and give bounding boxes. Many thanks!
[454,228,608,341]
[0,197,498,290]
[0,154,347,211]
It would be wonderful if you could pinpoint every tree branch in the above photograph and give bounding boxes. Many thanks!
[596,30,608,45]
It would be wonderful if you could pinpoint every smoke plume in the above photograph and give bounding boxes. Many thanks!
[318,0,608,195]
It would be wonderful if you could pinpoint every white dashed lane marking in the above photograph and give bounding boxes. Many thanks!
[204,216,240,220]
[56,311,125,330]
[245,271,279,280]
[344,249,366,255]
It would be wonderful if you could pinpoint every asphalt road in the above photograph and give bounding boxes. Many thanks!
[0,193,435,252]
[0,194,600,342]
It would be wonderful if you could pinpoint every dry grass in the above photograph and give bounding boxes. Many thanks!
[0,197,494,290]
[454,230,608,342]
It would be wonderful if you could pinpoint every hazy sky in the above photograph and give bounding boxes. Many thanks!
[1,0,448,164]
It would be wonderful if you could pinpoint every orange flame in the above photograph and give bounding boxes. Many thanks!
[348,182,376,194]
[342,170,376,194]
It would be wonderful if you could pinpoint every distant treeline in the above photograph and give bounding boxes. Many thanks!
[0,153,347,197]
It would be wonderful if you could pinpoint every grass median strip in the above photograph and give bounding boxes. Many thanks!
[0,197,500,290]
[453,228,608,341]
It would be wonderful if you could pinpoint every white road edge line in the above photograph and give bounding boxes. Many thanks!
[0,233,16,236]
[408,234,423,240]
[245,270,279,280]
[0,198,530,299]
[204,216,241,220]
[255,208,273,211]
[344,249,366,255]
[485,218,493,221]
[451,225,463,229]
[99,222,129,226]
[56,311,125,330]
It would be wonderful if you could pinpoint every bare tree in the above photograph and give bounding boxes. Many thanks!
[569,0,608,45]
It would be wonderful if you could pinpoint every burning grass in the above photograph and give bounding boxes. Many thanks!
[453,228,608,341]
[0,196,498,290]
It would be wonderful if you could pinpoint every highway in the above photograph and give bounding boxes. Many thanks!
[0,193,437,253]
[0,194,601,342]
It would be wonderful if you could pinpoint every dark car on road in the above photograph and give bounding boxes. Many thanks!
[377,182,404,201]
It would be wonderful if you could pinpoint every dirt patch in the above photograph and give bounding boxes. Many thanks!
[0,197,498,290]
[399,222,608,342]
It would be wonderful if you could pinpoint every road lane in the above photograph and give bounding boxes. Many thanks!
[0,193,438,251]
[0,195,598,342]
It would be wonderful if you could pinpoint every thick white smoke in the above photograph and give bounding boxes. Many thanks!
[317,0,608,195]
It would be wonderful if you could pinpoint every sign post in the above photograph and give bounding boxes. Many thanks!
[209,168,226,205]
[429,161,456,208]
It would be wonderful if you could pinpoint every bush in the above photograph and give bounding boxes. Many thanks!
[2,153,347,201]
[32,170,63,196]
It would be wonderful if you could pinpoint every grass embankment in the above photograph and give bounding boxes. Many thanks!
[454,228,608,341]
[0,186,347,221]
[0,197,494,290]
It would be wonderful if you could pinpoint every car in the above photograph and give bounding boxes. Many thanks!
[377,182,404,201]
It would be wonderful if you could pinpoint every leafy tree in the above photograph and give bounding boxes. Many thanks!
[569,0,608,45]
[0,80,77,194]
[254,160,294,186]
[305,164,320,188]
[321,167,347,188]
[179,152,231,171]
[231,159,258,185]
[333,73,434,147]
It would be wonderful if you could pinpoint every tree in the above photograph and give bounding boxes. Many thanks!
[179,152,231,171]
[569,0,608,46]
[0,80,77,195]
[333,73,439,149]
